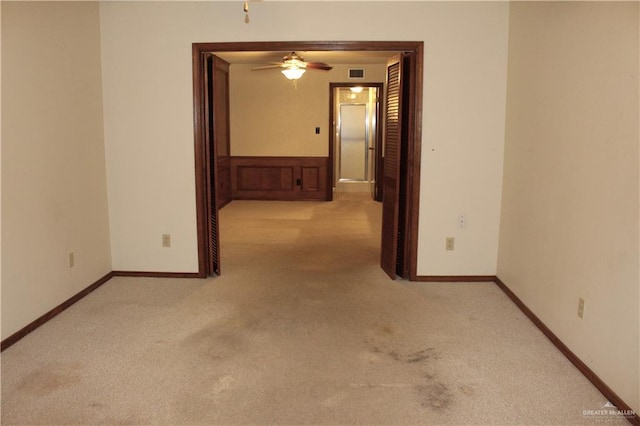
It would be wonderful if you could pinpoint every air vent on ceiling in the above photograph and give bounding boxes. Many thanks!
[348,68,365,79]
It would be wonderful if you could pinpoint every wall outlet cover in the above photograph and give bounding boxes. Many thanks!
[578,298,585,319]
[446,237,455,251]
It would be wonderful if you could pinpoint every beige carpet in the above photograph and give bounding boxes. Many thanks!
[1,196,610,425]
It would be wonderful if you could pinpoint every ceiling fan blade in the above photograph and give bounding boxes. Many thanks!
[305,62,333,71]
[252,64,285,71]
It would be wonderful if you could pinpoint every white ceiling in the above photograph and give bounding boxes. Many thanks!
[214,50,396,66]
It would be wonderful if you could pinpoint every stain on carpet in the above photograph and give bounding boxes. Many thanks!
[386,347,439,364]
[380,325,395,335]
[185,315,258,361]
[16,363,82,396]
[416,380,453,410]
[405,348,437,363]
[188,329,245,361]
[364,324,404,344]
[356,342,456,412]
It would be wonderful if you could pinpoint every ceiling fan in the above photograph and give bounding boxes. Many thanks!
[252,52,333,80]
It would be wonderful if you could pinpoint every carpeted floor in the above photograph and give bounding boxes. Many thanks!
[1,196,612,425]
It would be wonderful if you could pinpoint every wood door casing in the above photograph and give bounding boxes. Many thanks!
[192,41,423,279]
[204,55,221,275]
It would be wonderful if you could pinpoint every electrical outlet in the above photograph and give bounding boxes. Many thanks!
[162,234,171,248]
[68,252,75,268]
[445,237,455,251]
[458,215,466,229]
[578,298,585,319]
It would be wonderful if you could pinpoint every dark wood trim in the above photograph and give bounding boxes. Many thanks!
[328,86,335,202]
[192,44,209,278]
[193,41,424,279]
[413,275,497,282]
[230,156,328,201]
[406,44,423,281]
[111,271,202,278]
[1,272,114,351]
[494,277,639,426]
[193,41,424,54]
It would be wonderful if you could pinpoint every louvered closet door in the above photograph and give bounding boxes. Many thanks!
[205,55,221,275]
[380,55,404,279]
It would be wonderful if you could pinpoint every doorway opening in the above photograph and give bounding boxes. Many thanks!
[192,41,423,280]
[330,83,384,202]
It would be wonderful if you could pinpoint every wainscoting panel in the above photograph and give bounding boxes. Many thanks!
[230,157,329,201]
[301,167,321,192]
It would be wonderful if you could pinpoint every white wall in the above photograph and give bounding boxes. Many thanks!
[498,2,639,411]
[1,2,112,339]
[229,63,387,157]
[99,1,510,275]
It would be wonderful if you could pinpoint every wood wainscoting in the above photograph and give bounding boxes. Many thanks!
[230,156,329,201]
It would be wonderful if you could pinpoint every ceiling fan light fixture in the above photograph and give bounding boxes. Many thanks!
[281,67,306,80]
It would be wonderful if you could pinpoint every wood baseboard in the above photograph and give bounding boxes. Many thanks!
[1,271,114,352]
[111,271,202,278]
[494,277,639,426]
[413,275,496,282]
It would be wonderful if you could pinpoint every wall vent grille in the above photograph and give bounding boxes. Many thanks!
[349,68,365,79]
